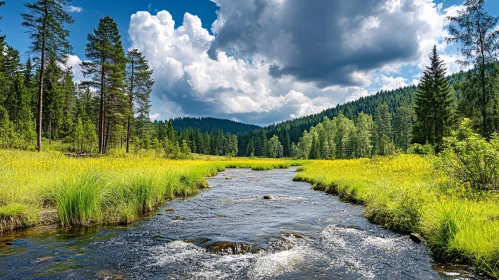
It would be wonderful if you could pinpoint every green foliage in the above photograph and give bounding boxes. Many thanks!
[408,143,435,155]
[53,173,104,227]
[81,16,127,154]
[439,119,499,191]
[447,0,499,138]
[413,46,454,151]
[171,117,260,135]
[21,0,74,152]
[126,49,154,153]
[268,135,283,158]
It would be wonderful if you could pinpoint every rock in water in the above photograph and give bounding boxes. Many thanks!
[410,233,422,243]
[205,241,253,254]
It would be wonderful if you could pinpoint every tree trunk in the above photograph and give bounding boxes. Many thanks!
[99,63,105,154]
[37,1,49,152]
[481,64,487,138]
[126,60,134,153]
[49,116,52,145]
[104,118,111,154]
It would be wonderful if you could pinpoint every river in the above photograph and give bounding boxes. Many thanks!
[0,167,476,279]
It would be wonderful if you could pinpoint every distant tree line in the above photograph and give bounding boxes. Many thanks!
[2,0,499,161]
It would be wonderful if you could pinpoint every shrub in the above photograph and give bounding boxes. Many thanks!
[408,143,435,155]
[438,119,499,192]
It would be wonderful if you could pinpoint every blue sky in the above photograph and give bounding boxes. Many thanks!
[2,0,219,60]
[1,0,499,125]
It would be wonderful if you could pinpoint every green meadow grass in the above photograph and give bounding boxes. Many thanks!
[294,155,499,278]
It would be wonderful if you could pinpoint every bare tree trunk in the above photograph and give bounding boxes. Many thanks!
[37,1,48,152]
[49,116,52,145]
[99,63,105,154]
[104,118,111,153]
[126,60,134,153]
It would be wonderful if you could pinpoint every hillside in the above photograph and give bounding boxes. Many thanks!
[236,71,466,157]
[171,117,261,135]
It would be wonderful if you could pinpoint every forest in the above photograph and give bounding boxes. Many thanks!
[0,0,497,162]
[1,0,499,277]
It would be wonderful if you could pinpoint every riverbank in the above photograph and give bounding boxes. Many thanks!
[0,150,303,232]
[293,155,499,278]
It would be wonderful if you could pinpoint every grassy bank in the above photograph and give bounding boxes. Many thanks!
[294,155,499,278]
[0,150,303,231]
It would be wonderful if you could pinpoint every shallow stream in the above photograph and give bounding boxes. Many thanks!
[0,167,477,279]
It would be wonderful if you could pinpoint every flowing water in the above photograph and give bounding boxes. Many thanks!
[0,167,477,279]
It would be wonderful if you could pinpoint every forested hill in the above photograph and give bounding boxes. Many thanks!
[170,117,261,134]
[264,86,418,144]
[235,71,465,157]
[262,72,465,144]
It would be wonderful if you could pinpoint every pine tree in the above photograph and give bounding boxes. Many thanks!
[413,46,453,151]
[447,0,499,138]
[125,49,154,153]
[81,16,126,154]
[393,106,413,152]
[21,0,74,152]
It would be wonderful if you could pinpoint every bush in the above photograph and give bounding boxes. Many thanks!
[438,119,499,192]
[408,143,435,155]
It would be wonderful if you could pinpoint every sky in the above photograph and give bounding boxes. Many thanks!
[2,0,499,126]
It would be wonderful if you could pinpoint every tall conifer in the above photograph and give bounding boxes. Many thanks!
[21,0,74,152]
[81,16,126,154]
[413,45,453,150]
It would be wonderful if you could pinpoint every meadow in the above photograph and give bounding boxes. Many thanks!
[294,155,499,278]
[0,150,303,231]
[1,151,498,277]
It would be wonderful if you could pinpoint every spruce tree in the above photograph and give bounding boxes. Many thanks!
[21,0,74,152]
[413,45,453,151]
[126,49,154,153]
[81,16,126,154]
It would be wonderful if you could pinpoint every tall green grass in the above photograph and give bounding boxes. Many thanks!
[53,173,105,227]
[295,155,499,277]
[0,150,302,231]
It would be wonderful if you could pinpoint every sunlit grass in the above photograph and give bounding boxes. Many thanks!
[294,155,499,277]
[0,150,302,230]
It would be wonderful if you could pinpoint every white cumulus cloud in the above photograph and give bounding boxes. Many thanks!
[66,6,83,13]
[126,0,465,125]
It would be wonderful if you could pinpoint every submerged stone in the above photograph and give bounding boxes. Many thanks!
[205,241,254,254]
